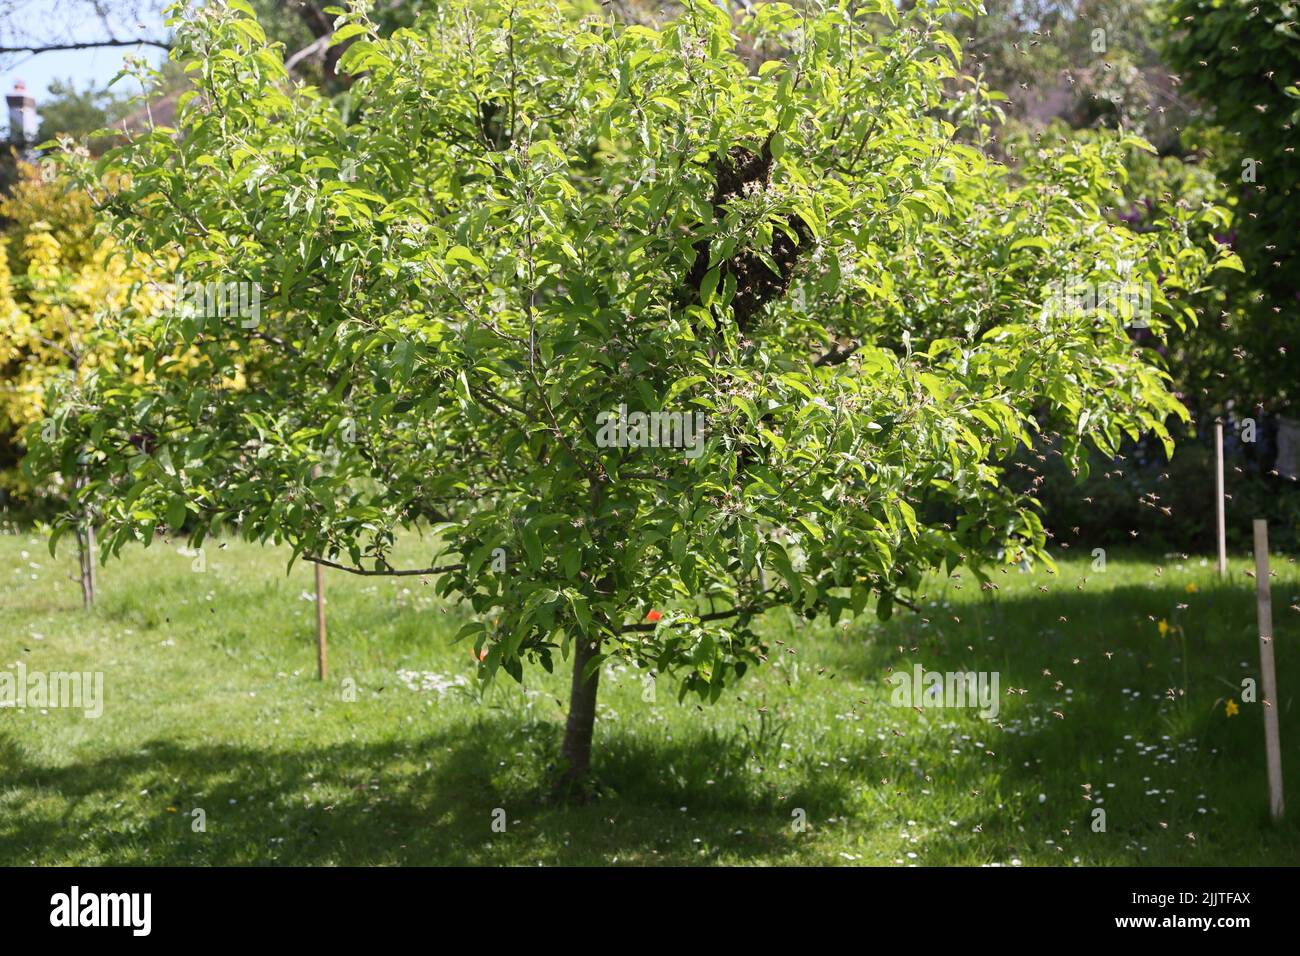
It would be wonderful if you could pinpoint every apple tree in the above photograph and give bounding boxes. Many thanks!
[26,0,1233,790]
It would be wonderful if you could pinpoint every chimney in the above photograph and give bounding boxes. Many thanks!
[7,80,38,151]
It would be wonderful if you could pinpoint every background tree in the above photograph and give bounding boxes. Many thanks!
[958,0,1194,149]
[33,78,135,150]
[1164,0,1300,417]
[2,160,99,502]
[28,0,1231,791]
[0,0,169,57]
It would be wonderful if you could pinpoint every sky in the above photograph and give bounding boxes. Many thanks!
[1,0,170,136]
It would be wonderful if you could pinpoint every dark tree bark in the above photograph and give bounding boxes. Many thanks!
[557,636,601,795]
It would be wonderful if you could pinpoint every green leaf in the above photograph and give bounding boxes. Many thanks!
[337,39,380,75]
[700,267,720,305]
[331,23,370,44]
[521,524,543,569]
[446,245,488,271]
[581,652,606,683]
[166,497,189,530]
[48,523,69,558]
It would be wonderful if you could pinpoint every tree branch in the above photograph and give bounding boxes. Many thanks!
[620,602,771,633]
[0,38,170,54]
[284,33,331,74]
[305,555,465,577]
[813,339,859,367]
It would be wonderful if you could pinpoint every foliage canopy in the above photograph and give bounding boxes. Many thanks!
[29,0,1235,714]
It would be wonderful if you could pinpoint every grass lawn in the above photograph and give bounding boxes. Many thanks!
[2,529,1298,865]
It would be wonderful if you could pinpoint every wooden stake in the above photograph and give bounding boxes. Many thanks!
[311,465,327,682]
[1215,422,1227,578]
[85,520,96,602]
[314,558,327,682]
[1253,519,1284,822]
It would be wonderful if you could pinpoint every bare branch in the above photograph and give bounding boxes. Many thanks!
[305,555,465,577]
[284,33,331,73]
[0,37,169,53]
[620,602,771,633]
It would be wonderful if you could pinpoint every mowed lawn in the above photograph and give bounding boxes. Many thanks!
[2,528,1298,866]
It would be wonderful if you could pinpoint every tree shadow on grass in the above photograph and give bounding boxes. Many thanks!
[12,574,1293,865]
[0,714,853,866]
[820,577,1282,682]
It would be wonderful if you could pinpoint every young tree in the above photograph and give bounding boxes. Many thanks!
[28,0,1233,791]
[1,161,169,601]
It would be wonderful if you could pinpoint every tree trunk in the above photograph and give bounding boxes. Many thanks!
[73,472,95,608]
[76,525,94,608]
[557,636,600,795]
